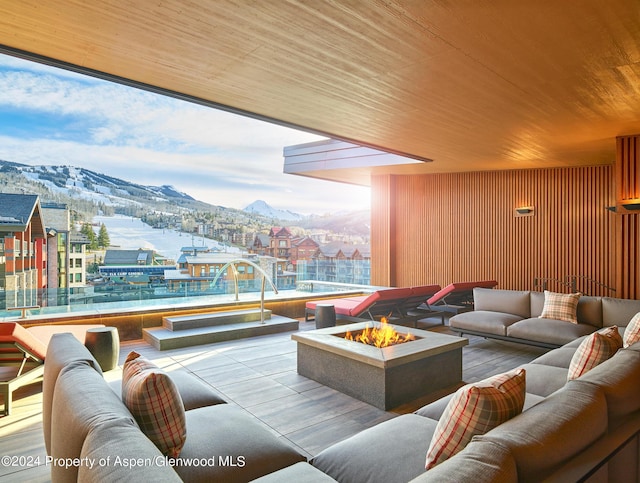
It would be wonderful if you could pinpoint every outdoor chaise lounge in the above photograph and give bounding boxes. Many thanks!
[413,280,498,322]
[305,285,441,322]
[0,322,103,415]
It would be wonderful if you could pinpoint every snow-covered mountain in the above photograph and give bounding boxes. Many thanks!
[0,160,204,213]
[243,200,304,221]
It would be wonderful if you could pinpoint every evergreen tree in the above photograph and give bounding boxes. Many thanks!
[98,223,110,248]
[81,223,98,250]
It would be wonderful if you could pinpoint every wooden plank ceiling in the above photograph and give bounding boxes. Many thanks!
[0,0,639,185]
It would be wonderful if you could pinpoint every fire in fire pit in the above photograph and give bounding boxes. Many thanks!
[344,317,416,348]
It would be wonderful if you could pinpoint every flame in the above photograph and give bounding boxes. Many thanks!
[344,317,416,348]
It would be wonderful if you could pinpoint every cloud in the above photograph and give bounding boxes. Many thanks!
[0,55,371,215]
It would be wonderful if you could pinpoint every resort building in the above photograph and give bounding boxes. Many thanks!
[0,193,47,309]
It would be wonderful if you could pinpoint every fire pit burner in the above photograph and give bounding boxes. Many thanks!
[292,321,468,410]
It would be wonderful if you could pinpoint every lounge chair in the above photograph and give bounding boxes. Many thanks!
[305,285,441,322]
[0,322,104,416]
[414,280,498,322]
[0,323,48,416]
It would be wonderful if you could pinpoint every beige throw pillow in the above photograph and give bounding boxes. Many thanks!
[624,313,640,348]
[567,326,622,380]
[539,290,580,323]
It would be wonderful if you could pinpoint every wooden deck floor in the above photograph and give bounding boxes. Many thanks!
[0,316,548,482]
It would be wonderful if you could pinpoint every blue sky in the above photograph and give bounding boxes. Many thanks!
[0,54,370,215]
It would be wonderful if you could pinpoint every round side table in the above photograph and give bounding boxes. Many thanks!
[315,304,336,329]
[85,327,120,371]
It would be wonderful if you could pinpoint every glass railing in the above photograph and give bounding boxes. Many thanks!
[0,277,372,320]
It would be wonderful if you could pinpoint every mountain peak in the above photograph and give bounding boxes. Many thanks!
[244,200,303,221]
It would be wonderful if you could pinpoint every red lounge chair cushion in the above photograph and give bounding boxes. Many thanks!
[427,281,498,306]
[0,322,48,361]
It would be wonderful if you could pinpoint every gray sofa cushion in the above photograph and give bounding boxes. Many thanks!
[407,439,517,483]
[473,288,531,318]
[478,381,607,483]
[507,318,596,346]
[175,404,305,483]
[108,369,227,410]
[518,363,568,397]
[602,297,640,328]
[450,311,523,336]
[43,332,102,455]
[51,361,138,483]
[79,419,182,482]
[530,347,578,368]
[311,414,437,483]
[576,346,640,426]
[414,389,543,420]
[531,292,603,327]
[250,462,338,482]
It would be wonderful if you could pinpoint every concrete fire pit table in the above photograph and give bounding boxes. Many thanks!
[292,321,468,410]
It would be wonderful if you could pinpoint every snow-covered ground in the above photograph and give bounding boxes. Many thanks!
[93,215,240,262]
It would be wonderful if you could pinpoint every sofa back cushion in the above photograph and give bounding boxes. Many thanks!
[79,419,182,483]
[51,361,138,483]
[602,297,640,328]
[477,381,607,483]
[530,292,603,327]
[411,440,517,483]
[576,346,640,427]
[43,333,102,456]
[473,288,531,318]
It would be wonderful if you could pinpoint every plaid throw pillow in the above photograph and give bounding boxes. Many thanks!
[624,313,640,348]
[568,326,622,380]
[539,290,580,323]
[122,352,186,458]
[425,368,526,469]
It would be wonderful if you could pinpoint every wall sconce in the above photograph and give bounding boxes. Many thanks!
[621,200,640,211]
[515,206,534,216]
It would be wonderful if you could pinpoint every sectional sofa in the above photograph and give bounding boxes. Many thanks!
[43,292,640,482]
[44,333,306,482]
[449,288,640,348]
[259,312,640,483]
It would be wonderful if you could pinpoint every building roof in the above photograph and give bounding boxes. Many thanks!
[0,193,45,237]
[103,249,154,265]
[253,234,271,247]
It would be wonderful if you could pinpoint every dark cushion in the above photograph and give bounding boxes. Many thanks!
[473,288,531,318]
[506,318,596,346]
[175,404,305,482]
[312,414,437,483]
[408,440,517,483]
[478,381,607,483]
[450,311,523,336]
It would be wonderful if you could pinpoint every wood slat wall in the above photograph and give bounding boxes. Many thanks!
[615,135,640,299]
[616,136,640,203]
[371,166,618,296]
